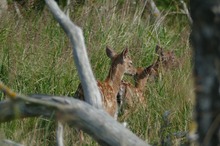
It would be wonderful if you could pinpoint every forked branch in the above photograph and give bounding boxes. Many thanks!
[0,86,149,146]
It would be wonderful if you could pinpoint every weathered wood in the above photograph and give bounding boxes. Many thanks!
[180,0,192,24]
[13,1,23,18]
[0,94,150,146]
[147,0,160,18]
[45,0,102,109]
[63,0,70,17]
[0,139,24,146]
[190,0,220,145]
[56,121,64,146]
[0,0,8,18]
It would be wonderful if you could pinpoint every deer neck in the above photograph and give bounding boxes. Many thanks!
[135,77,148,92]
[135,70,148,92]
[105,64,124,92]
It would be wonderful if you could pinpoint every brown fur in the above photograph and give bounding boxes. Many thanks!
[118,62,158,113]
[155,45,178,70]
[74,46,136,119]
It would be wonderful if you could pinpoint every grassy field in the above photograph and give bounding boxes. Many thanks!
[0,1,193,146]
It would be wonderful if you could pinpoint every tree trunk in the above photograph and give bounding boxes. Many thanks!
[190,0,220,145]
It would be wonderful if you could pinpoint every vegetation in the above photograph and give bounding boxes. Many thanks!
[0,1,193,145]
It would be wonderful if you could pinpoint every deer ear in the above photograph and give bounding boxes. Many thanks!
[144,65,152,74]
[106,46,116,59]
[121,48,129,58]
[170,50,174,54]
[145,65,156,76]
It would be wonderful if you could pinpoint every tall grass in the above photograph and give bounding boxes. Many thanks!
[0,1,193,145]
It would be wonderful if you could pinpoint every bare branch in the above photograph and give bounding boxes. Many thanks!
[147,0,161,19]
[44,0,102,109]
[56,121,64,146]
[0,94,150,146]
[0,81,17,99]
[64,0,70,17]
[13,2,23,19]
[180,0,192,24]
[0,139,24,146]
[0,0,7,18]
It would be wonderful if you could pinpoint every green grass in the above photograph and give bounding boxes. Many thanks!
[0,1,193,146]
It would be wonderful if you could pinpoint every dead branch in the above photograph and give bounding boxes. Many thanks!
[56,121,64,146]
[0,94,149,146]
[45,0,102,109]
[0,0,8,18]
[13,2,23,19]
[180,0,192,24]
[147,0,161,19]
[0,139,24,146]
[63,0,70,17]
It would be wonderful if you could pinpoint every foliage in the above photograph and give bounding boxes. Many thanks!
[153,0,189,11]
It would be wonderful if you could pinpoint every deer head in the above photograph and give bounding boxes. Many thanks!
[155,45,177,68]
[106,46,136,79]
[133,65,155,90]
[103,46,136,119]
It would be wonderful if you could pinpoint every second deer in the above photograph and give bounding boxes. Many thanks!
[117,45,178,114]
[117,58,159,114]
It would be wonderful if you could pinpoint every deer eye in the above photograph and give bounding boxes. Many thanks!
[127,61,132,66]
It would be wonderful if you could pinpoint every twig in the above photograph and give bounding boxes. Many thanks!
[56,121,64,146]
[0,0,8,18]
[13,2,23,19]
[148,0,161,18]
[180,0,192,24]
[0,81,17,100]
[64,0,70,17]
[0,139,24,146]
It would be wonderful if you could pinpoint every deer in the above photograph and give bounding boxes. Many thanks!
[117,45,178,115]
[117,58,159,115]
[74,46,136,120]
[155,45,178,70]
[74,46,136,142]
[145,45,178,81]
